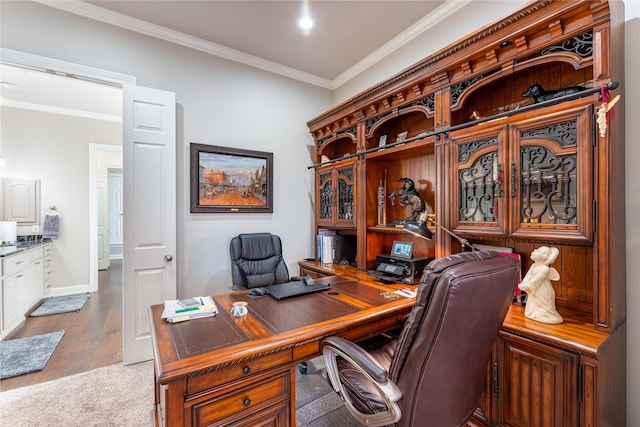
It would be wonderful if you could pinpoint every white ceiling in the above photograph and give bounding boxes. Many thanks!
[0,0,465,118]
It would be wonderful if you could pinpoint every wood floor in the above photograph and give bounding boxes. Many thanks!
[0,260,123,392]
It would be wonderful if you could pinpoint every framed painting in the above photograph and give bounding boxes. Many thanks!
[190,143,273,213]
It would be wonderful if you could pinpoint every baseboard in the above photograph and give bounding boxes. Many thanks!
[46,283,91,297]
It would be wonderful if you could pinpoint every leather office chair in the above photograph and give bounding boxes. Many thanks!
[230,232,290,290]
[322,251,520,427]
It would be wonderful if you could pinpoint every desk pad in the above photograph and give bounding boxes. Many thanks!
[234,291,358,335]
[328,280,397,305]
[170,299,250,359]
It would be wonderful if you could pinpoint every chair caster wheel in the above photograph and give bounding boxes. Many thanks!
[299,362,308,375]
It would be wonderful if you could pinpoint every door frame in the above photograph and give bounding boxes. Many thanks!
[0,50,137,302]
[89,143,123,291]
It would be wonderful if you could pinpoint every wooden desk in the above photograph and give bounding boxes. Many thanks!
[150,275,414,427]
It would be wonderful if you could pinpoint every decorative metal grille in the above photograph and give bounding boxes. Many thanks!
[316,135,331,150]
[458,137,498,163]
[319,172,333,220]
[520,120,577,147]
[365,113,391,135]
[541,30,593,58]
[459,151,500,222]
[450,75,484,106]
[337,175,354,220]
[410,94,435,113]
[520,146,577,224]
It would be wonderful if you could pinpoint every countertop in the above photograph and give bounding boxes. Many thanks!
[0,240,49,258]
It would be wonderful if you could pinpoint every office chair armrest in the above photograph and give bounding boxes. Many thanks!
[321,336,388,382]
[322,336,402,426]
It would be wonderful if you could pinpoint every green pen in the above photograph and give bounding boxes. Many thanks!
[175,306,200,313]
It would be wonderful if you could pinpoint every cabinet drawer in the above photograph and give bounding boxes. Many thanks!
[3,252,30,277]
[187,349,291,395]
[191,370,290,426]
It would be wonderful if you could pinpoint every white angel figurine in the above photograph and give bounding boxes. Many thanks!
[518,246,563,324]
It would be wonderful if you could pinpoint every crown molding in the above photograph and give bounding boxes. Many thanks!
[35,0,464,91]
[35,0,333,89]
[331,0,472,90]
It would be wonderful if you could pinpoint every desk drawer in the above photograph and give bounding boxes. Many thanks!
[191,370,290,426]
[187,349,291,395]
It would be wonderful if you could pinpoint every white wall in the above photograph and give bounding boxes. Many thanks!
[0,107,121,292]
[624,3,639,425]
[0,1,331,297]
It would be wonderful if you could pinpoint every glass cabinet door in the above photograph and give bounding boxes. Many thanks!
[334,161,356,228]
[315,159,357,229]
[509,103,593,243]
[450,126,509,237]
[316,167,335,227]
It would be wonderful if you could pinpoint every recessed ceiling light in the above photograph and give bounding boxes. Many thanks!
[297,15,315,31]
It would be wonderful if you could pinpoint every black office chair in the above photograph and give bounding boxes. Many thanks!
[229,232,290,290]
[321,251,520,426]
[229,232,311,374]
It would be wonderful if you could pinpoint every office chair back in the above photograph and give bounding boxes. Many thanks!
[230,232,290,290]
[322,251,520,427]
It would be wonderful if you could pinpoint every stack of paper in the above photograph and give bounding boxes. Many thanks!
[161,296,218,323]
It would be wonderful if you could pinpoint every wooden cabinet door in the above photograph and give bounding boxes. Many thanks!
[333,161,357,228]
[497,332,579,427]
[316,166,335,227]
[450,125,509,237]
[315,159,357,229]
[509,103,593,243]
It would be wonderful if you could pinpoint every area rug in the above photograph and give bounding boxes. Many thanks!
[30,293,90,317]
[0,355,359,426]
[0,330,65,379]
[0,361,153,426]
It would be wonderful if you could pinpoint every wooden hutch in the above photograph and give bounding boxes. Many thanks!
[302,1,626,426]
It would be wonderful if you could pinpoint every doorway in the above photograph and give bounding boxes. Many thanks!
[90,144,123,291]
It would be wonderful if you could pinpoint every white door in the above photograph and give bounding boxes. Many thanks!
[97,167,109,270]
[108,171,124,258]
[122,84,176,365]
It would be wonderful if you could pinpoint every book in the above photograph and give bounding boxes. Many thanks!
[161,296,218,322]
[177,297,202,308]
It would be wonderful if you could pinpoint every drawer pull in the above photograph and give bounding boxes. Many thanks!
[243,366,250,374]
[243,398,251,407]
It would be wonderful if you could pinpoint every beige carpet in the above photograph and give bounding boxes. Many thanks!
[0,357,359,426]
[0,361,154,426]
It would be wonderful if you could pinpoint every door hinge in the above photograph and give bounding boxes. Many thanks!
[493,361,499,401]
[577,365,583,402]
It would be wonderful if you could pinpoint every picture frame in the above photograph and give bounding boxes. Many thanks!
[378,134,388,147]
[190,143,273,213]
[395,131,408,142]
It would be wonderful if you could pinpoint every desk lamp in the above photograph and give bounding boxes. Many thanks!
[404,211,477,251]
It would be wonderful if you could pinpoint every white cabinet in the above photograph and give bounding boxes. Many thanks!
[2,178,41,224]
[1,270,21,334]
[0,246,45,339]
[43,243,53,289]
